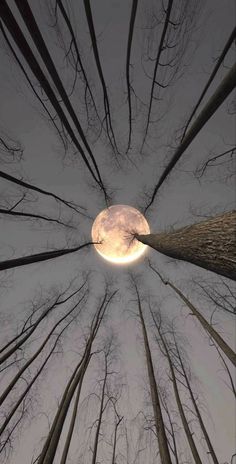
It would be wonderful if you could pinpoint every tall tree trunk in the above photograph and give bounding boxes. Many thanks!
[145,63,236,210]
[133,281,172,464]
[125,0,138,153]
[0,282,86,364]
[38,290,117,464]
[59,360,88,464]
[137,211,236,280]
[111,415,123,464]
[159,392,179,464]
[155,324,203,464]
[149,263,236,366]
[0,241,95,272]
[0,319,73,442]
[91,354,108,464]
[174,339,219,464]
[0,291,86,407]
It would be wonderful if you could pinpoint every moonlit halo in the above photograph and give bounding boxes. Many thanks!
[91,205,150,264]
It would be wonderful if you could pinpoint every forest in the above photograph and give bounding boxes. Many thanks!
[0,1,235,463]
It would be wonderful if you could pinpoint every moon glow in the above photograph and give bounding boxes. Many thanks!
[91,205,150,264]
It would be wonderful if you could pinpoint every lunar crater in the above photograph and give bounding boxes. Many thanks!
[91,205,150,264]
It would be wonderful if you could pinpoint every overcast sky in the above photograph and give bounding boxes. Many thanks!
[0,1,235,463]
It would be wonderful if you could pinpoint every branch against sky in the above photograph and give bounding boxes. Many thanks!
[144,62,236,211]
[0,1,110,203]
[0,241,98,273]
[0,279,88,458]
[0,169,88,217]
[148,262,236,366]
[0,278,88,365]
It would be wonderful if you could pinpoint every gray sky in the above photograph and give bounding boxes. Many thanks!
[0,0,235,463]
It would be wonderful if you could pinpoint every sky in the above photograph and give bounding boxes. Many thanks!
[0,0,235,463]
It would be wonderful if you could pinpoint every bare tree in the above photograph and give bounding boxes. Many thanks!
[148,262,236,366]
[0,240,97,272]
[131,275,172,464]
[159,387,180,464]
[0,169,87,216]
[153,305,220,463]
[83,0,119,156]
[0,279,87,365]
[181,26,236,141]
[144,63,236,210]
[193,278,236,316]
[0,313,80,456]
[0,284,88,408]
[135,211,236,281]
[53,0,102,130]
[171,333,220,464]
[37,287,117,464]
[0,132,23,164]
[125,0,138,154]
[0,193,75,229]
[0,1,109,201]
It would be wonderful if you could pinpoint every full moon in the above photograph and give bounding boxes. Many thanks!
[91,205,150,264]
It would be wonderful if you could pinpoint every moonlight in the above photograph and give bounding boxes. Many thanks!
[91,205,150,264]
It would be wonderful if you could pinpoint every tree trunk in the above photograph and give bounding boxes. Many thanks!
[0,282,86,364]
[0,241,95,272]
[149,264,236,366]
[156,326,202,464]
[0,291,86,407]
[0,320,73,440]
[144,63,236,210]
[59,362,88,464]
[174,340,219,464]
[111,416,123,464]
[137,211,236,280]
[133,282,172,464]
[91,354,108,464]
[38,291,117,464]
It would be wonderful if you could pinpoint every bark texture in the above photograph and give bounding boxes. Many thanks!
[137,211,236,280]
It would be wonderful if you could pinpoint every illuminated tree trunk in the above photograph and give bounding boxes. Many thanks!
[136,211,236,281]
[133,281,172,464]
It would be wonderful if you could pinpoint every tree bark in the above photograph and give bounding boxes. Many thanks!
[137,211,236,281]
